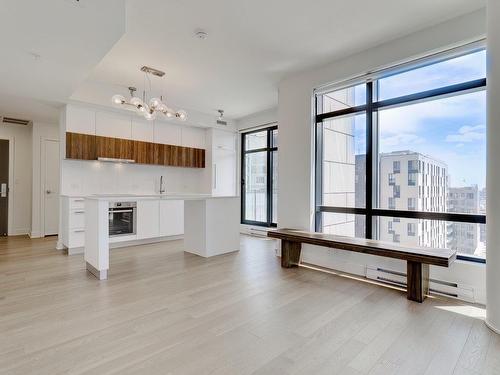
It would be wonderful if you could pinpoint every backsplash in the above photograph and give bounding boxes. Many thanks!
[61,159,207,196]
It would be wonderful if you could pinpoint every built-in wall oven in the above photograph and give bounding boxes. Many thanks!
[109,202,137,237]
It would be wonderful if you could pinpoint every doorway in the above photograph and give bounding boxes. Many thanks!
[0,139,8,236]
[42,139,60,236]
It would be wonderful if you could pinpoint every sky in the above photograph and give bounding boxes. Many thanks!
[351,49,486,189]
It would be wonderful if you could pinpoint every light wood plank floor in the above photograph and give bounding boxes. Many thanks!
[0,235,499,375]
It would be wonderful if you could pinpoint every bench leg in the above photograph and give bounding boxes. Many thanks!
[281,240,302,268]
[407,261,429,302]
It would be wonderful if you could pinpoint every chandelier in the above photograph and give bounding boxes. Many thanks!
[111,66,187,122]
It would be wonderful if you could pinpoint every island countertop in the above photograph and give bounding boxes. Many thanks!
[61,193,239,201]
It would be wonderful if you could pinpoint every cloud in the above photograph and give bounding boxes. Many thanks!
[381,133,425,147]
[445,124,485,143]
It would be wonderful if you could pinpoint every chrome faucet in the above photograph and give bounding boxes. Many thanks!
[159,175,166,194]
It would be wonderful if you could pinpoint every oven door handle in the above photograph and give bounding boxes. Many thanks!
[109,209,134,213]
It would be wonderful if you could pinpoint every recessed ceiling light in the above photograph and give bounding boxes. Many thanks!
[194,29,208,40]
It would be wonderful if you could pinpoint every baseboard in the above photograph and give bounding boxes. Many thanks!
[29,231,42,239]
[485,319,500,334]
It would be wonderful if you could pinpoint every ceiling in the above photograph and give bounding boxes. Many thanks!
[0,0,486,122]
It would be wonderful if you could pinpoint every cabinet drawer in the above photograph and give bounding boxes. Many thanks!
[69,197,85,210]
[68,229,85,248]
[69,210,85,229]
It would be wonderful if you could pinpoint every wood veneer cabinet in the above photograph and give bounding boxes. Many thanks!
[66,132,205,168]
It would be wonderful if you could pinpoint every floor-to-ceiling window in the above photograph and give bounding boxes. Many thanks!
[241,126,278,227]
[315,45,486,262]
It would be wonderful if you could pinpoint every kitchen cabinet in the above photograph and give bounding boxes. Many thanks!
[66,133,96,160]
[159,200,184,236]
[95,111,132,139]
[95,136,134,160]
[181,127,205,149]
[66,106,95,135]
[209,129,237,196]
[61,196,86,254]
[137,200,160,239]
[154,122,182,146]
[131,118,154,143]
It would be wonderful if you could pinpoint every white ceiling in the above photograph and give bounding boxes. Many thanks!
[72,0,485,119]
[0,0,125,123]
[0,0,486,122]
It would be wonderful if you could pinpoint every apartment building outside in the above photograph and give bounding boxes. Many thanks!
[447,186,480,255]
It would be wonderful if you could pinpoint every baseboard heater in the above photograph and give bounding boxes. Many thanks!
[244,227,270,238]
[366,266,475,303]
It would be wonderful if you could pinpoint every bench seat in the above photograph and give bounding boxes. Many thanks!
[267,228,456,302]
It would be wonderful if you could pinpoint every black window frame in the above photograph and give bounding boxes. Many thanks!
[241,125,278,227]
[314,47,487,264]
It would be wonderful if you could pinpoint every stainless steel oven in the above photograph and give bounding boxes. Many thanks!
[109,202,137,237]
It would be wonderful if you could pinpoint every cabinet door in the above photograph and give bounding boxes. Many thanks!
[181,127,205,149]
[213,129,236,151]
[213,151,236,196]
[96,111,132,139]
[95,136,133,160]
[159,200,184,236]
[155,122,182,146]
[66,106,96,135]
[132,118,154,143]
[137,200,160,239]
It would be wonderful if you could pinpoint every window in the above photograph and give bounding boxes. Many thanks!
[315,46,486,262]
[408,173,417,186]
[241,126,278,227]
[393,161,400,174]
[394,185,400,198]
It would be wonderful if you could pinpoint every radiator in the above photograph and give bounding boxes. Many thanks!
[366,266,475,303]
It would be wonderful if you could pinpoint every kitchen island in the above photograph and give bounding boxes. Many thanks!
[84,194,240,280]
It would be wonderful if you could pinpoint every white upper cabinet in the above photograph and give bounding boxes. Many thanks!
[154,122,182,146]
[181,127,206,149]
[66,106,96,135]
[212,129,236,151]
[132,118,154,143]
[95,111,132,139]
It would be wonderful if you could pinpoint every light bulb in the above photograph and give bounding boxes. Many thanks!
[149,97,162,109]
[111,94,126,105]
[157,102,168,113]
[176,110,187,121]
[144,109,157,121]
[130,96,144,109]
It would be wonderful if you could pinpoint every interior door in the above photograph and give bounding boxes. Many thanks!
[0,140,8,236]
[44,139,60,236]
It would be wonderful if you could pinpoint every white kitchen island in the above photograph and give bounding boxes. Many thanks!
[84,194,240,280]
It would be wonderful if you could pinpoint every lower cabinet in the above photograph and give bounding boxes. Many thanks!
[137,200,160,239]
[159,200,184,236]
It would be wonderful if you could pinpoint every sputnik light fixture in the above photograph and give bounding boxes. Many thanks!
[111,66,187,122]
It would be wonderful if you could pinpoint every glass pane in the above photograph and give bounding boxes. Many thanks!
[272,151,278,224]
[378,50,486,101]
[374,216,485,259]
[322,113,366,208]
[272,129,278,148]
[245,130,267,150]
[244,152,267,222]
[317,83,366,114]
[320,213,365,238]
[377,90,486,215]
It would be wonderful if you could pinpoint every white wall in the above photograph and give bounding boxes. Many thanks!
[31,122,59,237]
[277,9,488,303]
[0,123,32,235]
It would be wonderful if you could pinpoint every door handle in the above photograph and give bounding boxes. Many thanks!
[1,183,6,198]
[46,190,52,194]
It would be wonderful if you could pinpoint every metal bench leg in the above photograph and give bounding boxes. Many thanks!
[281,240,302,268]
[407,261,429,302]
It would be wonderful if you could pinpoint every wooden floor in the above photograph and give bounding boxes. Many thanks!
[0,235,499,375]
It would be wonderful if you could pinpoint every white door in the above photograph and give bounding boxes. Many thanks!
[43,139,60,236]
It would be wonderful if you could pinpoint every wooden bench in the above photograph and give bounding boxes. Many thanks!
[267,228,456,302]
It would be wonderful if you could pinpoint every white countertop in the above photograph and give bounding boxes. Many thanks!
[62,193,239,201]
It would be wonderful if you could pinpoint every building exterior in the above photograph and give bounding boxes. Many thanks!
[447,186,480,255]
[378,151,448,248]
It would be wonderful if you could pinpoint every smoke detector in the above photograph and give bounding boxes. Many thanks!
[194,29,208,40]
[216,109,227,126]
